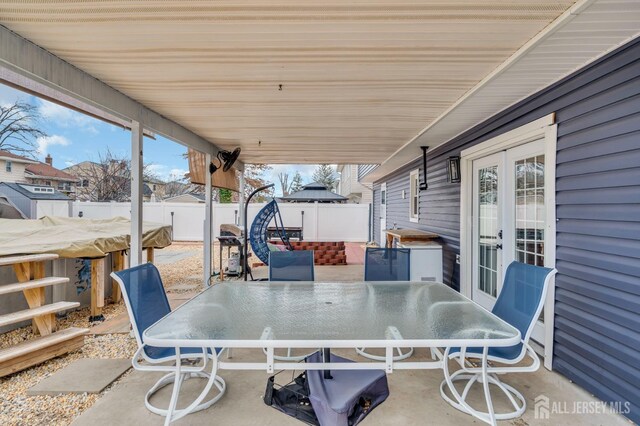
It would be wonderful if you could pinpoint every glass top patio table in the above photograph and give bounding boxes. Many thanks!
[143,281,520,349]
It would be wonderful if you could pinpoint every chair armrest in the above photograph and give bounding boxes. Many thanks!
[132,345,212,373]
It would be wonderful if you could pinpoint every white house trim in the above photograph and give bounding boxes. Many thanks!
[459,113,557,370]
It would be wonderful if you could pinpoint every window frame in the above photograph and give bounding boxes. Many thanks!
[409,168,420,223]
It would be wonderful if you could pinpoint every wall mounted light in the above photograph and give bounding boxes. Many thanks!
[447,156,461,183]
[419,146,429,190]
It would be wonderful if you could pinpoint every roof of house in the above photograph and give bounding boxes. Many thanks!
[0,150,38,164]
[0,182,70,200]
[25,162,78,182]
[280,182,347,203]
[164,193,205,202]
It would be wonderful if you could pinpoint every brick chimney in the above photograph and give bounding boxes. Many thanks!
[45,154,53,166]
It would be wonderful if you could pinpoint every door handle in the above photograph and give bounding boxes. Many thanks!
[496,244,503,250]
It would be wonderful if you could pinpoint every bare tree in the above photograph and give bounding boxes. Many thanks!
[69,149,158,202]
[164,174,204,199]
[244,164,273,202]
[278,172,292,196]
[0,101,47,157]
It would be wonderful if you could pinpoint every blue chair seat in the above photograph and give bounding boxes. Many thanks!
[447,343,523,361]
[144,346,222,361]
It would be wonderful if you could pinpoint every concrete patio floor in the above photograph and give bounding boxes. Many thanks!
[74,262,630,425]
[71,347,629,426]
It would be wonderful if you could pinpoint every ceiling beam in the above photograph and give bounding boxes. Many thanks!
[0,25,243,171]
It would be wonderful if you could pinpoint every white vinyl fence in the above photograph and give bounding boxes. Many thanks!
[36,200,370,242]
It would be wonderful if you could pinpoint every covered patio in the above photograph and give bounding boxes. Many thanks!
[1,1,639,425]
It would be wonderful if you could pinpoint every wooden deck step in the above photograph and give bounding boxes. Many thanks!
[0,327,88,377]
[0,277,69,296]
[0,301,80,328]
[0,253,59,267]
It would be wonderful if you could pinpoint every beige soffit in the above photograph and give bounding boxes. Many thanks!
[0,1,578,164]
[364,0,640,182]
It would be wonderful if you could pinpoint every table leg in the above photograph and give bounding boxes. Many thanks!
[440,346,497,426]
[322,348,332,380]
[165,348,183,426]
[480,347,497,425]
[163,348,226,424]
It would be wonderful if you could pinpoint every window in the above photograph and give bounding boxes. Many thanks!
[81,179,89,187]
[5,161,12,173]
[44,181,51,186]
[409,169,420,222]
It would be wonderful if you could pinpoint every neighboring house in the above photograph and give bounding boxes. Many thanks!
[163,193,205,203]
[0,151,78,196]
[337,164,372,204]
[360,37,640,421]
[279,182,347,203]
[0,150,35,184]
[145,177,167,200]
[0,182,70,219]
[64,160,163,202]
[24,154,78,196]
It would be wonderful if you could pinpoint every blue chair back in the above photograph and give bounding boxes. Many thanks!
[493,262,555,345]
[269,250,315,281]
[364,248,411,281]
[112,263,171,358]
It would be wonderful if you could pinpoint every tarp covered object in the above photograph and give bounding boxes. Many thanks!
[0,216,171,258]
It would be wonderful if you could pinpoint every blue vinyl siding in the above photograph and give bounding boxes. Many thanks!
[370,36,640,422]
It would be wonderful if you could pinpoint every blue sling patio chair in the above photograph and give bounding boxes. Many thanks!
[356,247,414,361]
[439,261,556,423]
[111,263,226,422]
[265,250,316,361]
[269,250,315,282]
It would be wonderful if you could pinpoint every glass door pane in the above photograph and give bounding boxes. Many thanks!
[478,165,499,298]
[514,155,545,267]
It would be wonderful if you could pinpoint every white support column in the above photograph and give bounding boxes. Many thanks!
[238,173,246,227]
[204,153,213,286]
[130,120,143,267]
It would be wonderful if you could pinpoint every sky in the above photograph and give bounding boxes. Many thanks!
[0,83,333,195]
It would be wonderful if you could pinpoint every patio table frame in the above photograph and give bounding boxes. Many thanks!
[143,281,521,426]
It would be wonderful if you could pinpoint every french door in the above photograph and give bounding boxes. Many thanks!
[472,139,548,344]
[379,183,387,245]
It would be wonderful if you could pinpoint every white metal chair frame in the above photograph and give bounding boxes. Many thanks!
[112,271,227,425]
[438,267,557,425]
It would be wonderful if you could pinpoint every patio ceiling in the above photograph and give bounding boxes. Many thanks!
[0,1,577,164]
